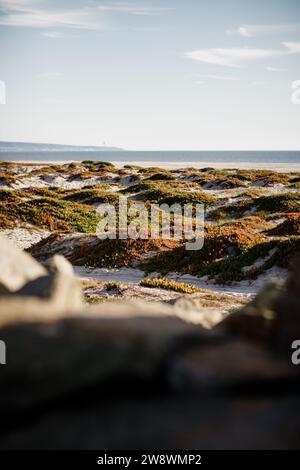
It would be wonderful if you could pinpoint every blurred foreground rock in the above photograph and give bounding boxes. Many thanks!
[219,259,300,353]
[0,235,46,291]
[0,235,300,449]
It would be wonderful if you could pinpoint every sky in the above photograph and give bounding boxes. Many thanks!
[0,0,300,150]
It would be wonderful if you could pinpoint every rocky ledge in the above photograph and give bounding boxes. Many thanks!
[0,235,300,449]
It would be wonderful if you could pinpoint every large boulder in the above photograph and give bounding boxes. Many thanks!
[218,259,300,353]
[0,235,46,291]
[0,240,82,323]
[0,238,300,449]
[0,308,214,411]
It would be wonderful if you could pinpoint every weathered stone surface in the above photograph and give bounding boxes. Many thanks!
[169,339,298,390]
[272,258,300,351]
[1,238,300,449]
[0,274,82,322]
[45,253,75,276]
[0,235,46,291]
[0,247,82,323]
[216,280,282,343]
[171,296,226,328]
[218,261,300,353]
[0,312,214,411]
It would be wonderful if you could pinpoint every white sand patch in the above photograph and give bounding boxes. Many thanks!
[207,185,297,199]
[86,284,181,303]
[74,264,287,299]
[170,266,287,297]
[242,248,277,274]
[0,226,51,250]
[10,175,105,190]
[74,266,145,284]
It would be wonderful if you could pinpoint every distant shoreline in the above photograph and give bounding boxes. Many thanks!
[116,161,300,172]
[1,150,300,167]
[1,160,300,172]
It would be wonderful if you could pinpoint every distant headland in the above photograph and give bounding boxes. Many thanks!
[0,141,124,152]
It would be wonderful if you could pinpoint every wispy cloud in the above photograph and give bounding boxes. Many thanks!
[283,41,300,53]
[0,1,100,29]
[96,2,168,16]
[42,31,78,39]
[226,23,300,37]
[185,42,300,67]
[266,66,285,72]
[0,1,168,30]
[185,47,279,67]
[0,0,42,10]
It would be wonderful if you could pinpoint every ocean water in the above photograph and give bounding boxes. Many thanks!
[0,150,300,164]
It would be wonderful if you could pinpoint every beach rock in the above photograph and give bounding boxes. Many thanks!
[272,258,300,351]
[45,253,75,276]
[169,339,297,391]
[0,238,300,449]
[0,242,82,323]
[0,268,82,321]
[0,234,46,291]
[170,296,226,328]
[219,261,300,353]
[218,279,283,343]
[0,309,213,411]
[1,296,296,414]
[171,296,199,311]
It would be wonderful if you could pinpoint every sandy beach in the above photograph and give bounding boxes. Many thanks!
[9,160,300,173]
[116,161,300,172]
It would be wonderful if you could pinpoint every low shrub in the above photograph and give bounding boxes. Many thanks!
[202,237,300,282]
[62,188,120,205]
[81,160,115,170]
[68,238,181,268]
[141,227,265,275]
[0,197,99,232]
[220,216,272,232]
[266,213,300,236]
[0,172,17,186]
[254,193,300,213]
[104,281,121,291]
[207,200,252,221]
[144,172,175,181]
[140,278,201,293]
